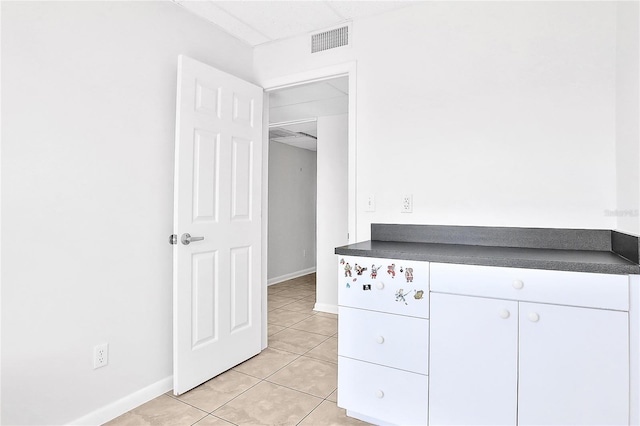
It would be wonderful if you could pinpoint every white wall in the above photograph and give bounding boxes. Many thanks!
[1,2,253,424]
[267,141,317,283]
[315,114,349,313]
[615,1,640,236]
[255,2,619,242]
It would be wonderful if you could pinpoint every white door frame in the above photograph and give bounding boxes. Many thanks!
[259,61,357,348]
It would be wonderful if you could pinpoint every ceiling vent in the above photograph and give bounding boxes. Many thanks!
[311,24,350,53]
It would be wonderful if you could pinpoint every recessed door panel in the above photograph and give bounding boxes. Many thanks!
[192,130,219,222]
[232,92,254,127]
[230,246,251,332]
[195,81,221,117]
[231,137,252,221]
[191,251,218,349]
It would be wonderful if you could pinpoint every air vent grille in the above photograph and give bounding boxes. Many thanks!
[311,26,349,53]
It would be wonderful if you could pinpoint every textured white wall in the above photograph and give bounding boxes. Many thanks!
[615,1,640,236]
[255,2,619,241]
[1,2,253,424]
[267,142,317,282]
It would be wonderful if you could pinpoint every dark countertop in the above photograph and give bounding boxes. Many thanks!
[335,225,640,275]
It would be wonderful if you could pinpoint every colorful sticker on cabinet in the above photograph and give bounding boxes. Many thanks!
[405,267,414,283]
[340,258,345,265]
[346,283,351,289]
[370,265,381,279]
[395,288,409,304]
[387,263,396,278]
[363,284,372,291]
[355,264,368,275]
[414,290,424,300]
[344,262,352,277]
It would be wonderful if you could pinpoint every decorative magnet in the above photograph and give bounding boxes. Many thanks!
[395,288,409,305]
[405,267,414,283]
[414,290,424,300]
[355,264,368,275]
[370,265,381,279]
[344,262,352,277]
[400,266,404,273]
[387,263,396,278]
[363,284,372,291]
[340,258,345,265]
[346,283,351,289]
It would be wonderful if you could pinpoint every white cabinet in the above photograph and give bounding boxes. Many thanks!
[337,255,429,425]
[518,302,629,426]
[429,293,518,426]
[429,263,630,426]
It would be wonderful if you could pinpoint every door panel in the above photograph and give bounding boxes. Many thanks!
[518,302,629,426]
[173,55,263,395]
[429,293,518,426]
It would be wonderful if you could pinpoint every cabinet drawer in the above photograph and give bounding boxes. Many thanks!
[338,306,429,374]
[338,356,428,426]
[430,263,629,311]
[338,256,429,318]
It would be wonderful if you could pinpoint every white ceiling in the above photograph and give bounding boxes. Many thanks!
[269,76,348,151]
[172,0,412,46]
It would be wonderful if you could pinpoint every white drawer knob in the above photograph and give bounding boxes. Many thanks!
[376,335,385,344]
[375,389,384,399]
[499,309,510,319]
[376,282,384,290]
[512,280,524,290]
[529,312,540,322]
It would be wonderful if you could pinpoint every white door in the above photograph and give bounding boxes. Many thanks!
[429,293,518,426]
[173,55,263,395]
[518,302,629,426]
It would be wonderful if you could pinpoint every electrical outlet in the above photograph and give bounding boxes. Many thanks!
[94,343,109,369]
[401,194,413,213]
[365,194,376,212]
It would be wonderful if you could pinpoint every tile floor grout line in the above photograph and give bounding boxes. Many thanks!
[261,377,336,402]
[295,398,326,426]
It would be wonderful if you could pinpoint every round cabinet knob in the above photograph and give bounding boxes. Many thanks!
[499,309,510,319]
[376,336,385,344]
[375,389,385,399]
[376,282,384,290]
[528,312,540,322]
[512,280,524,290]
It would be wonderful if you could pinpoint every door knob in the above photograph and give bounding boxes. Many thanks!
[181,233,205,245]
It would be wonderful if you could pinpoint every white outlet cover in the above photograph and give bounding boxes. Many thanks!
[94,343,109,369]
[401,194,413,213]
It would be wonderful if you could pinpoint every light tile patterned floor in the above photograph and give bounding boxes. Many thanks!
[105,274,369,426]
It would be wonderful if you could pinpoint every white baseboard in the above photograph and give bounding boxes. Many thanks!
[68,376,173,426]
[268,267,316,286]
[314,302,338,315]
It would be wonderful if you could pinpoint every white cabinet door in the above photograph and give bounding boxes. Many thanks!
[518,302,629,426]
[429,293,518,426]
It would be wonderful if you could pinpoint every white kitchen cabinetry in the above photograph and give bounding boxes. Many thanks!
[518,302,628,426]
[429,293,518,426]
[337,255,429,425]
[429,263,630,426]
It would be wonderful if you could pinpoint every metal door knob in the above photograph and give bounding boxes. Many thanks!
[181,233,205,245]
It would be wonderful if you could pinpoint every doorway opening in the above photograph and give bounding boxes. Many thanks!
[265,76,349,320]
